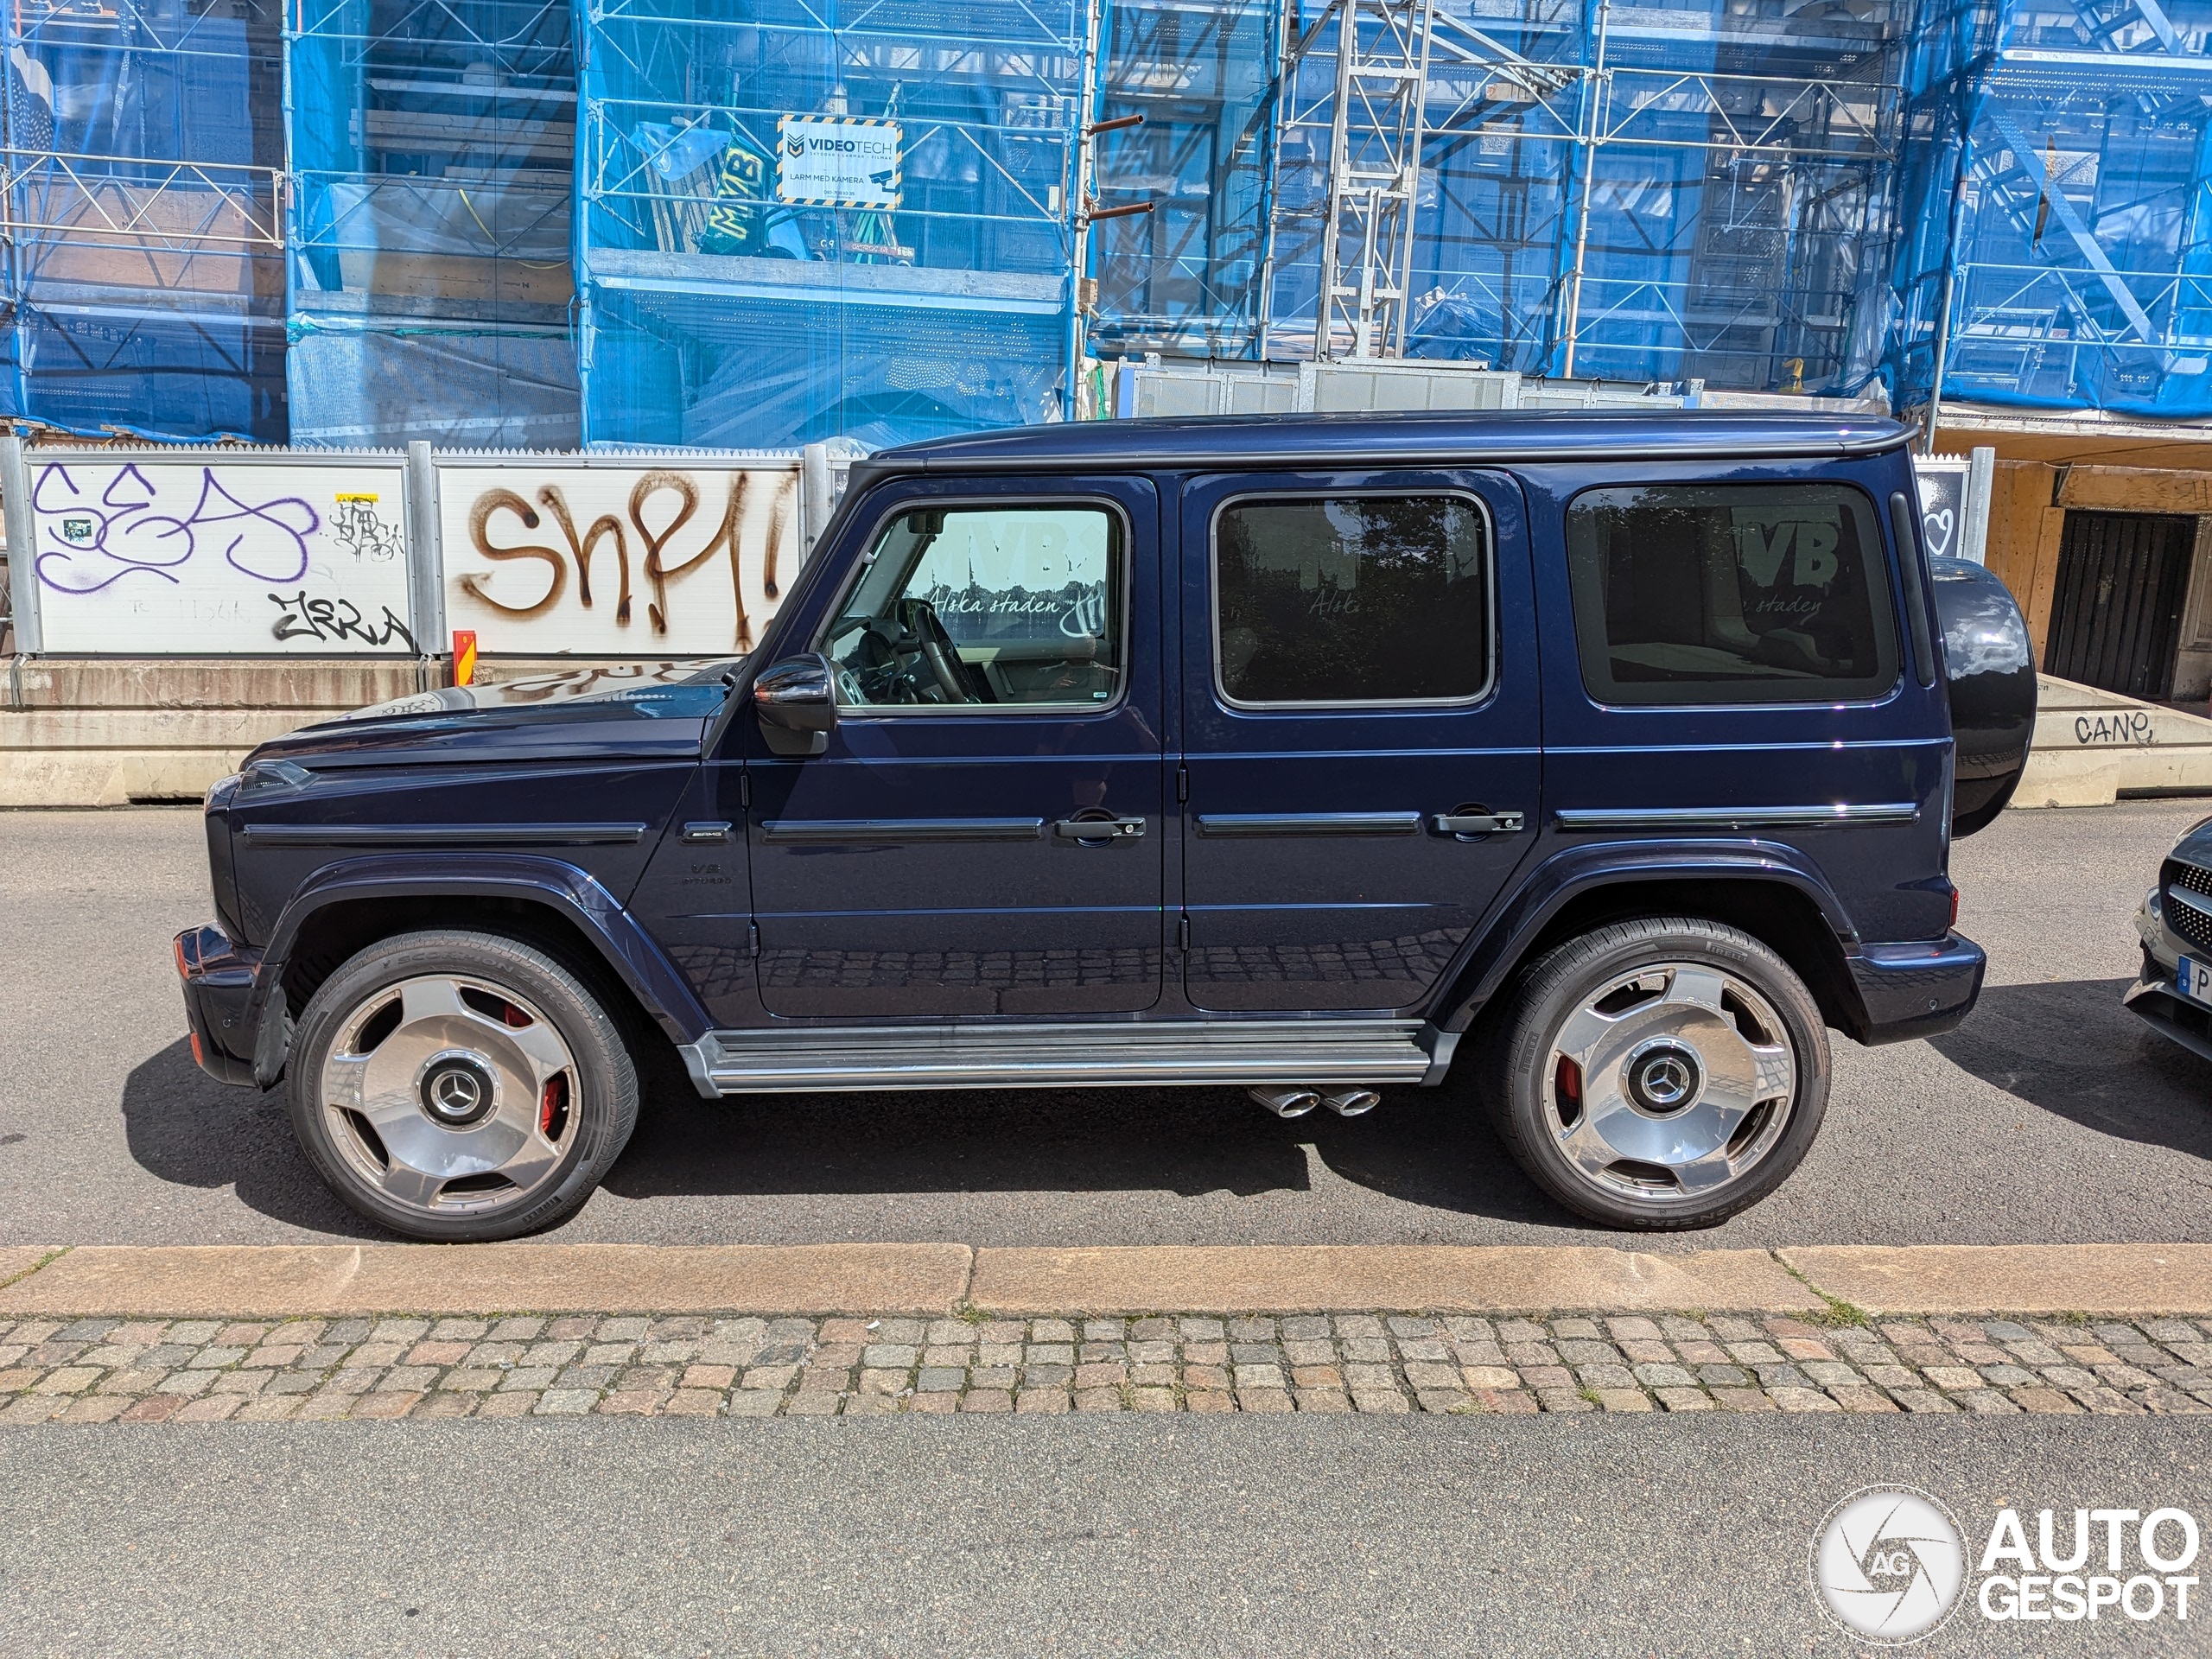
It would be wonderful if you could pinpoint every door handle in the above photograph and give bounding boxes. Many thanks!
[1052,816,1146,842]
[1432,810,1526,836]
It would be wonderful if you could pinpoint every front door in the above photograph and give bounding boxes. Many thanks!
[747,476,1165,1018]
[1179,471,1542,1013]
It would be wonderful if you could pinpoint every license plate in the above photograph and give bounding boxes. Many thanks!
[2179,957,2212,1007]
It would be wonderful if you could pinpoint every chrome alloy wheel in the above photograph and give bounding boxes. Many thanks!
[1541,963,1796,1204]
[319,974,579,1217]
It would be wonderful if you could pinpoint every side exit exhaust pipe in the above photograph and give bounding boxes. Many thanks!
[1249,1087,1321,1119]
[1249,1086,1382,1119]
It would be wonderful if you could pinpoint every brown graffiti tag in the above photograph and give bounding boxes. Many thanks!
[460,489,566,616]
[458,470,794,650]
[534,486,632,624]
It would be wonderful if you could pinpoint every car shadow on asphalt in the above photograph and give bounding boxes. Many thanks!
[1929,976,2212,1160]
[599,1068,1578,1224]
[593,1057,1574,1230]
[121,1036,1580,1236]
[120,1038,384,1236]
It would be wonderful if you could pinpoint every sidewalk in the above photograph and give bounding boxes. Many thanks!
[1,1243,2209,1425]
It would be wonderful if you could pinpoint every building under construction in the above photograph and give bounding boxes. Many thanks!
[2,0,2205,448]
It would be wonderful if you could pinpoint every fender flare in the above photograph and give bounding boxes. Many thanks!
[1429,836,1865,1035]
[245,852,712,1085]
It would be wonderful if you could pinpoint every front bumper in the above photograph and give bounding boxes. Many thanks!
[2125,876,2212,1058]
[2123,971,2212,1064]
[1847,931,1986,1044]
[175,922,267,1087]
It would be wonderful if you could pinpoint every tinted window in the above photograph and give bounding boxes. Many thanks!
[1213,495,1491,705]
[823,503,1122,710]
[1564,484,1898,705]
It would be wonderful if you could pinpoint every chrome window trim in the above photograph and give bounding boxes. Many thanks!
[1194,811,1424,837]
[1205,486,1499,713]
[760,817,1046,843]
[1554,804,1921,830]
[809,489,1137,720]
[238,823,648,846]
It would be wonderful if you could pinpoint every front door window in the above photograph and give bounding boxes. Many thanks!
[826,504,1125,710]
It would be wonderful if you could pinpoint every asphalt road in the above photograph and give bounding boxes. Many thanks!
[3,1417,2208,1656]
[3,802,2209,1248]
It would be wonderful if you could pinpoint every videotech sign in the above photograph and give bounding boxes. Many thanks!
[1813,1488,2201,1644]
[775,115,901,209]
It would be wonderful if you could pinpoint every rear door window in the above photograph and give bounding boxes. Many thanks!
[1211,493,1491,706]
[1563,482,1899,704]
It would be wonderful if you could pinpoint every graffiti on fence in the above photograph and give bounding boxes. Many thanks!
[442,465,798,656]
[29,460,414,653]
[269,588,418,651]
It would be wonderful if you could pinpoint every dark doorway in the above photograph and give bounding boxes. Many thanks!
[2045,510,2198,699]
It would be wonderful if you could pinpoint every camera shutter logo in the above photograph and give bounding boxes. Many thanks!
[1812,1488,1967,1643]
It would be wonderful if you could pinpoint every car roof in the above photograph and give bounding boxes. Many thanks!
[860,410,1917,476]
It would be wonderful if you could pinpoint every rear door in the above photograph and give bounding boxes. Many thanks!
[1177,470,1542,1013]
[1522,456,1950,947]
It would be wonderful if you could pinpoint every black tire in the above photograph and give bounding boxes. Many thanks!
[287,930,639,1242]
[1479,917,1829,1230]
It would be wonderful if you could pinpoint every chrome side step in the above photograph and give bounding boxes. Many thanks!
[680,1020,1451,1096]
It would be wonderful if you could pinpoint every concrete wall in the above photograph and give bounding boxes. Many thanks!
[0,658,426,806]
[0,655,715,806]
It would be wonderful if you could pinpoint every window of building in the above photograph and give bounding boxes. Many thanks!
[1564,483,1898,705]
[1212,494,1491,706]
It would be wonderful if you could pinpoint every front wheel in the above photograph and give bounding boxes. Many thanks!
[287,930,639,1242]
[1481,918,1829,1230]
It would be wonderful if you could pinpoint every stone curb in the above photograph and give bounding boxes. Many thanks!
[1777,1244,2212,1317]
[0,1245,975,1318]
[0,1248,60,1290]
[968,1246,1818,1314]
[1,1243,2208,1319]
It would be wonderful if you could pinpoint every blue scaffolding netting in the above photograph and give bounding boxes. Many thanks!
[287,0,582,446]
[1891,0,2212,419]
[574,0,1084,448]
[0,0,2206,442]
[0,0,287,439]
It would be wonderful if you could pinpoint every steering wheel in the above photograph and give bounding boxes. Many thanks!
[899,599,972,703]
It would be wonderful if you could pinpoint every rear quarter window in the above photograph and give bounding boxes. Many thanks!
[1564,482,1899,705]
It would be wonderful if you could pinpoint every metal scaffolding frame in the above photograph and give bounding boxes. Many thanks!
[283,0,581,445]
[0,0,288,435]
[1084,0,1281,358]
[1898,0,2212,421]
[1236,0,1906,389]
[572,0,1085,448]
[1306,0,1434,358]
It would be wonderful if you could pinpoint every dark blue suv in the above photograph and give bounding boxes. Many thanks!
[176,412,2031,1239]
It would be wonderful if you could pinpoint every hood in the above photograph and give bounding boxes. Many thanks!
[251,660,739,770]
[2169,815,2212,871]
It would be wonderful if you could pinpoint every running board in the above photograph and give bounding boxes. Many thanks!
[679,1020,1452,1096]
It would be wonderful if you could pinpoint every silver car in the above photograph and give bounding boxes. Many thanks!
[2128,823,2212,1059]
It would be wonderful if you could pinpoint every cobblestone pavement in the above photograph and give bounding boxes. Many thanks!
[5,1309,2212,1423]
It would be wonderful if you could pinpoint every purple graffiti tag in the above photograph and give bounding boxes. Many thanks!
[186,470,319,582]
[33,461,324,595]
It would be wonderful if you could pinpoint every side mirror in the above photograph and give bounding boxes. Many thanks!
[753,654,838,757]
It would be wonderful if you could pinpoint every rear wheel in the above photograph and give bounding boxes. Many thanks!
[287,930,639,1242]
[1481,917,1828,1230]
